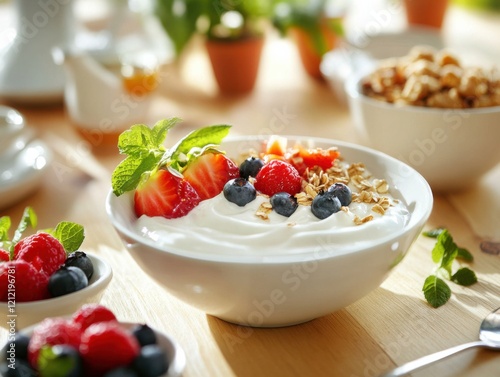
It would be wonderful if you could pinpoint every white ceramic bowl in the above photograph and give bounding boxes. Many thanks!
[346,75,500,192]
[106,136,433,327]
[11,321,185,377]
[0,254,113,329]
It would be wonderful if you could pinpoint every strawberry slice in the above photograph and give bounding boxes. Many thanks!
[288,145,340,175]
[134,169,200,218]
[183,152,240,201]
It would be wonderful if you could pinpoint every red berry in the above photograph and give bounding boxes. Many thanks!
[134,168,201,219]
[14,232,67,276]
[0,249,10,262]
[73,304,118,331]
[28,317,82,368]
[0,260,49,302]
[183,152,240,201]
[80,322,140,375]
[254,160,303,197]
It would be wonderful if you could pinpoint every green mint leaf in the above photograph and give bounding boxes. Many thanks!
[49,222,85,253]
[431,229,457,266]
[0,216,11,243]
[167,125,231,171]
[10,207,37,258]
[451,267,478,286]
[456,247,474,262]
[112,118,182,196]
[112,153,160,196]
[423,275,451,308]
[422,227,445,238]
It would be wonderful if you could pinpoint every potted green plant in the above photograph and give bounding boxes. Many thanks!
[272,0,345,81]
[155,0,273,95]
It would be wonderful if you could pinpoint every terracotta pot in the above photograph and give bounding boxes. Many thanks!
[205,37,264,95]
[404,0,449,29]
[289,23,338,81]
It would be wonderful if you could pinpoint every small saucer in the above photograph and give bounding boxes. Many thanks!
[0,138,52,210]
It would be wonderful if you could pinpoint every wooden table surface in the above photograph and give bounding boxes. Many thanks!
[1,2,500,377]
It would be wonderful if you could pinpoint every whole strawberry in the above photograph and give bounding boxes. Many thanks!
[14,232,67,277]
[80,322,140,375]
[254,160,303,197]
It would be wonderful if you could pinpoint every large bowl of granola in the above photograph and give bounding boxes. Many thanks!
[346,46,500,192]
[106,131,433,328]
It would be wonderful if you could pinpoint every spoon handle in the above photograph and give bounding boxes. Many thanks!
[379,340,485,377]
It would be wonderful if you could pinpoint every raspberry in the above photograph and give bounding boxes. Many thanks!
[28,317,82,368]
[0,249,10,262]
[14,232,67,276]
[73,304,118,331]
[254,159,303,197]
[80,322,140,375]
[0,260,49,302]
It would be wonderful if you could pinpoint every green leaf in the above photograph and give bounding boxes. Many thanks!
[423,275,451,308]
[111,153,161,196]
[431,229,456,265]
[167,125,231,171]
[456,247,474,262]
[10,207,37,258]
[451,267,478,286]
[49,222,85,253]
[422,227,445,238]
[0,216,11,243]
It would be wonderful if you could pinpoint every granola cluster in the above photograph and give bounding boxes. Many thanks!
[256,157,397,225]
[362,45,500,108]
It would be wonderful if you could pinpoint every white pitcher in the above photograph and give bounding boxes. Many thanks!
[0,0,75,105]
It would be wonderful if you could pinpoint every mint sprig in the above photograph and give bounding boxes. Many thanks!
[0,207,85,260]
[111,118,231,196]
[422,228,477,308]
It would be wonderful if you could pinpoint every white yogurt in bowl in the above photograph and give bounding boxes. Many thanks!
[107,136,432,327]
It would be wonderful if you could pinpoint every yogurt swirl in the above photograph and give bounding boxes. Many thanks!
[135,191,410,257]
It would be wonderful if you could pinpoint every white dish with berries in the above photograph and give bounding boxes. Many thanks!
[0,304,185,377]
[107,119,433,327]
[0,210,113,329]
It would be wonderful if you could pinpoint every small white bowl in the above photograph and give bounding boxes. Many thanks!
[106,136,433,327]
[0,254,113,330]
[346,75,500,192]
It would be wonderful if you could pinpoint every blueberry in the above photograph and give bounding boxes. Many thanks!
[132,345,169,377]
[0,358,36,377]
[311,191,342,219]
[1,332,30,361]
[131,324,157,347]
[48,266,88,298]
[239,157,264,179]
[270,192,298,217]
[327,183,352,206]
[103,367,139,377]
[64,251,94,280]
[223,178,256,207]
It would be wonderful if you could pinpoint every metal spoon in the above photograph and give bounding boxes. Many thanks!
[379,307,500,377]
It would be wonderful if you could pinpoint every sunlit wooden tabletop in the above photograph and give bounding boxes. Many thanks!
[1,1,500,376]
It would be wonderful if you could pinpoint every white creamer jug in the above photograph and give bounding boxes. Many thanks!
[0,0,75,105]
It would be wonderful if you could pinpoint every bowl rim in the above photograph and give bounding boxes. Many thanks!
[345,73,500,114]
[106,135,433,264]
[0,253,113,308]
